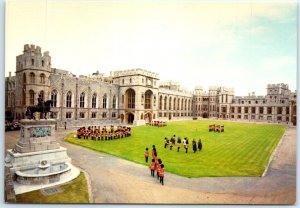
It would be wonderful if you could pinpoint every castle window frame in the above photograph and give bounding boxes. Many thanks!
[112,96,116,109]
[259,107,264,114]
[92,93,97,108]
[39,91,44,101]
[79,112,85,119]
[91,112,97,118]
[40,73,45,84]
[51,90,58,107]
[145,90,152,109]
[112,112,116,118]
[31,58,34,66]
[126,89,135,109]
[103,94,107,109]
[102,112,107,118]
[42,60,44,67]
[159,96,162,110]
[66,112,72,119]
[30,72,35,84]
[66,91,72,108]
[29,90,35,105]
[80,92,85,108]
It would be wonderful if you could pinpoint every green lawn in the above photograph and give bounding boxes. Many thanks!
[65,120,286,177]
[16,172,89,203]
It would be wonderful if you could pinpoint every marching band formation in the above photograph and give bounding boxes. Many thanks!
[76,125,131,140]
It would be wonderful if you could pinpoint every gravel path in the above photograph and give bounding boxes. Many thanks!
[5,126,296,204]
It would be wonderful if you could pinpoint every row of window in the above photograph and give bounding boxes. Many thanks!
[23,72,46,84]
[19,58,48,68]
[158,96,192,111]
[194,106,289,114]
[52,90,117,109]
[158,112,192,117]
[65,112,116,119]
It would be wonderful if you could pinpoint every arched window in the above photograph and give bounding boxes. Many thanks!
[23,73,26,84]
[66,91,72,108]
[51,90,58,107]
[31,58,34,66]
[159,96,162,110]
[30,72,35,84]
[11,93,15,107]
[164,96,167,110]
[103,94,107,109]
[92,93,97,108]
[42,60,44,67]
[126,89,135,108]
[181,99,184,110]
[177,98,180,110]
[185,99,187,110]
[39,91,44,101]
[145,90,152,109]
[80,92,85,108]
[112,96,116,109]
[173,98,176,110]
[29,90,35,105]
[169,97,172,110]
[40,73,45,84]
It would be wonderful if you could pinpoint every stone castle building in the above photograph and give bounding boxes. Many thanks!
[5,44,297,127]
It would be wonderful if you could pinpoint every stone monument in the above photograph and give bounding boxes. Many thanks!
[5,110,80,194]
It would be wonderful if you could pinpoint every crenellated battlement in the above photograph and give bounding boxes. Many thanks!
[111,68,159,79]
[267,83,289,89]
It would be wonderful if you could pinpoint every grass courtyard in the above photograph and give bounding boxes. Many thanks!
[65,120,286,177]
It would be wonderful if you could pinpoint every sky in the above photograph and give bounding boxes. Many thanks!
[5,0,297,96]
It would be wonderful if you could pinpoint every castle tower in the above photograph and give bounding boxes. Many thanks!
[15,44,51,119]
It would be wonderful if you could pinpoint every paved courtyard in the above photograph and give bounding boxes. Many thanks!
[5,126,296,204]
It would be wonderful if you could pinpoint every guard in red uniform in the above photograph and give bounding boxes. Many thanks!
[159,164,165,185]
[144,148,149,163]
[156,159,162,180]
[149,159,155,177]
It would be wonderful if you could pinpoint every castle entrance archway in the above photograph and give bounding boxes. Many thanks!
[127,113,134,124]
[144,112,152,123]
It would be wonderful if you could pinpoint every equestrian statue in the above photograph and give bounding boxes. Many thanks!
[25,94,53,119]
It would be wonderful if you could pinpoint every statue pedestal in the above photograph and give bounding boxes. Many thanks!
[14,119,59,153]
[5,119,80,194]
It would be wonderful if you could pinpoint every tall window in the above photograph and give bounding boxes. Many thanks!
[181,99,184,110]
[42,60,44,67]
[51,90,57,107]
[145,90,152,109]
[39,91,44,101]
[169,97,172,110]
[173,98,176,110]
[159,96,162,110]
[30,72,35,84]
[185,99,187,110]
[80,92,85,108]
[103,94,107,109]
[31,58,34,66]
[29,90,35,105]
[112,96,116,109]
[40,73,45,84]
[177,99,180,110]
[164,96,167,110]
[126,89,135,108]
[66,91,72,108]
[92,93,97,108]
[259,107,264,114]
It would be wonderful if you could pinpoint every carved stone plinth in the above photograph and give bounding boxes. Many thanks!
[14,119,59,153]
